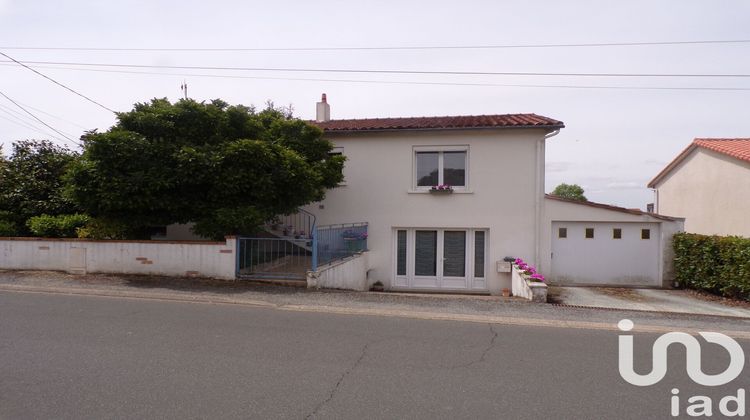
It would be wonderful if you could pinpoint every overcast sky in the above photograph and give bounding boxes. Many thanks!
[1,0,748,210]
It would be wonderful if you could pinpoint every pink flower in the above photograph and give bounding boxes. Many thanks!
[529,274,545,282]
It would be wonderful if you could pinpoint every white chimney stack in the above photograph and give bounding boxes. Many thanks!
[316,93,330,122]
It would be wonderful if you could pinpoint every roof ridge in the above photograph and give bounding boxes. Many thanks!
[311,113,564,132]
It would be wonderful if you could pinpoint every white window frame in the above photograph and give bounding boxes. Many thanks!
[393,228,487,290]
[412,145,469,191]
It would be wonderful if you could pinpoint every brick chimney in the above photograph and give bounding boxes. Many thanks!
[316,93,330,122]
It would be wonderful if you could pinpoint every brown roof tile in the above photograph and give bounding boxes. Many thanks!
[312,114,564,132]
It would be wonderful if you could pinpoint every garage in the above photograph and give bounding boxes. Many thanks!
[550,221,661,287]
[542,195,685,288]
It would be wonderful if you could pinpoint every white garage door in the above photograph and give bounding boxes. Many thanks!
[550,222,661,287]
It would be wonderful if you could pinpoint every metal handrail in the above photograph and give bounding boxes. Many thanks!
[316,222,368,230]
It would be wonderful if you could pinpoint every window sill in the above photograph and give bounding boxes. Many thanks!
[408,189,473,194]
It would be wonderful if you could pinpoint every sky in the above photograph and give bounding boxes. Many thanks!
[0,0,748,210]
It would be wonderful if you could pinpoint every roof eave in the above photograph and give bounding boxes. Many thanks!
[318,123,565,134]
[545,194,681,221]
[647,144,697,188]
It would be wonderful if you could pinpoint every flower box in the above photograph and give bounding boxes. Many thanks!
[429,185,453,194]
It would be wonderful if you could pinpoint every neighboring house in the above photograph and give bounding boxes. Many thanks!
[648,138,750,237]
[298,95,683,293]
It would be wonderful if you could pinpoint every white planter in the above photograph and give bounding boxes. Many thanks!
[511,265,548,303]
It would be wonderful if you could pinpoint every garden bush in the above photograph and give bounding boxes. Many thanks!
[26,214,89,238]
[0,219,17,236]
[75,218,129,240]
[673,232,750,300]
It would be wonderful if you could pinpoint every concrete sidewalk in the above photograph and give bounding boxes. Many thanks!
[550,286,750,318]
[1,270,750,337]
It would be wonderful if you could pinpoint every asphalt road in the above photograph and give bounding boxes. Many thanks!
[1,291,748,419]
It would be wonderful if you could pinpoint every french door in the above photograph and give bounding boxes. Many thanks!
[394,228,487,290]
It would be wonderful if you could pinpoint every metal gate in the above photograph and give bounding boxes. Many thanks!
[237,237,312,280]
[236,210,316,280]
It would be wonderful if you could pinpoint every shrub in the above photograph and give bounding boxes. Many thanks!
[0,219,17,236]
[673,232,750,300]
[26,214,89,238]
[76,218,129,240]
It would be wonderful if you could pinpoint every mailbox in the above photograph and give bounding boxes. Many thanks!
[496,261,511,273]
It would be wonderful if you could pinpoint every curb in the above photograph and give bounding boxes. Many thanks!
[2,284,750,340]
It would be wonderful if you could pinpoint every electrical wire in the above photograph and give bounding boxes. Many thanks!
[2,62,749,92]
[0,90,81,147]
[0,112,71,142]
[0,52,117,113]
[0,102,78,138]
[2,59,748,78]
[0,39,749,51]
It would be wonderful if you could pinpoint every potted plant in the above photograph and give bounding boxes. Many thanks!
[429,184,453,194]
[370,281,384,292]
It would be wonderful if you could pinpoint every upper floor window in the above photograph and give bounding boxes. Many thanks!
[414,146,468,190]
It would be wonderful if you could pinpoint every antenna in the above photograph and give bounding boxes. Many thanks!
[180,80,188,99]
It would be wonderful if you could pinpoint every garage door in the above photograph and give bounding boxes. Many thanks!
[550,222,661,287]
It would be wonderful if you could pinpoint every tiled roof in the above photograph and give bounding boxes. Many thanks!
[648,138,750,188]
[693,138,750,163]
[312,114,564,132]
[545,194,681,221]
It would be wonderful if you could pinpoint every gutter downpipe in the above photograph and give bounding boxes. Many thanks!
[536,129,560,270]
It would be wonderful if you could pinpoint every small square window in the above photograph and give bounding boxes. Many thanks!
[585,228,594,239]
[613,228,622,239]
[641,229,651,240]
[558,228,567,238]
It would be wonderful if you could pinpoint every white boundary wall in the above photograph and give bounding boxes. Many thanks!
[0,237,237,279]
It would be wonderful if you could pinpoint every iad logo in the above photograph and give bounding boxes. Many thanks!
[618,319,747,417]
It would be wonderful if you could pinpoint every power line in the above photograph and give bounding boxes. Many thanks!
[0,102,78,138]
[0,51,117,113]
[0,111,71,142]
[0,90,81,147]
[2,61,749,91]
[2,59,748,78]
[9,99,90,130]
[0,39,749,52]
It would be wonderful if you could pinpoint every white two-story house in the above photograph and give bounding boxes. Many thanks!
[307,97,560,294]
[298,95,683,293]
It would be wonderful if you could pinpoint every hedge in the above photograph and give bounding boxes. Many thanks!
[26,214,89,238]
[673,232,750,300]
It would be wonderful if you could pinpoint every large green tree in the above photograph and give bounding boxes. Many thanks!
[551,183,587,202]
[66,98,345,239]
[0,140,80,235]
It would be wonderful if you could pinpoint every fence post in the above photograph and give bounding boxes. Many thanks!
[235,237,240,278]
[311,227,318,271]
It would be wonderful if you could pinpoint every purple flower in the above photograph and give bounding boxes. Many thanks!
[529,274,545,282]
[514,258,524,265]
